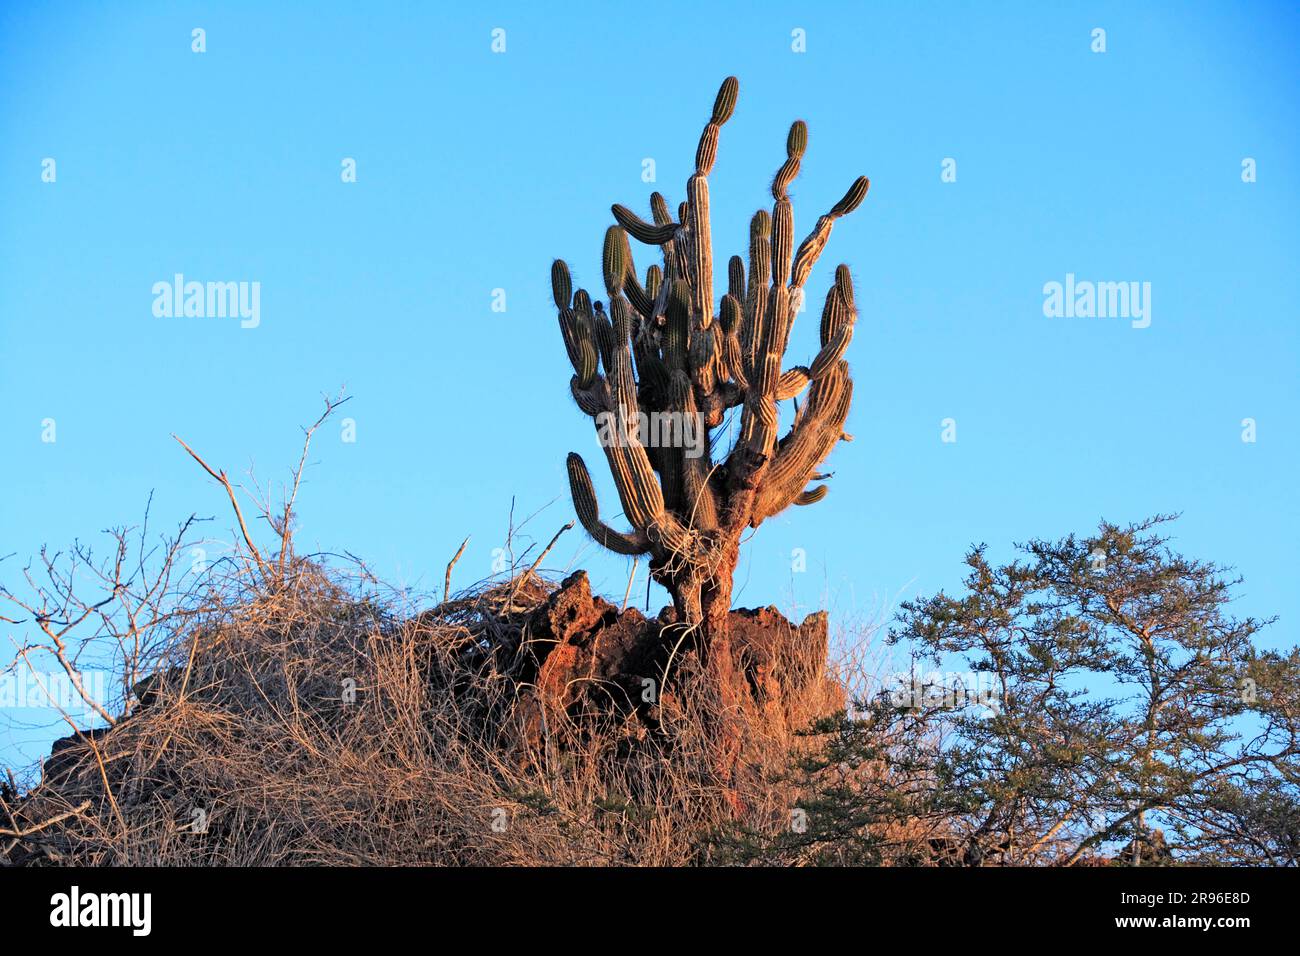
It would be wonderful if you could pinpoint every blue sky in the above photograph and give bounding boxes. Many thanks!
[2,1,1297,772]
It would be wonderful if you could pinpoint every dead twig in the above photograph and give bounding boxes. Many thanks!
[0,800,91,839]
[515,522,574,596]
[444,536,470,604]
[279,390,351,575]
[172,434,267,574]
[622,557,639,612]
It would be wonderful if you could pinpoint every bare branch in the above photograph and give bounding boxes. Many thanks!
[171,434,267,574]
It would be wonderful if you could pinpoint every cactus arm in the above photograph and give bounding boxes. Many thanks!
[718,294,749,390]
[602,225,631,298]
[611,205,678,245]
[690,321,718,395]
[753,368,853,524]
[566,453,650,555]
[738,286,791,459]
[735,122,809,460]
[683,82,736,333]
[625,268,654,319]
[791,177,869,290]
[746,210,771,301]
[769,121,805,289]
[650,191,673,225]
[608,297,640,419]
[776,366,811,401]
[771,202,794,289]
[727,255,744,302]
[601,437,665,531]
[557,309,591,378]
[644,264,663,301]
[570,375,605,417]
[685,173,713,329]
[551,259,573,310]
[573,288,593,318]
[591,304,616,376]
[809,325,853,380]
[794,485,829,506]
[670,370,720,531]
[820,266,856,346]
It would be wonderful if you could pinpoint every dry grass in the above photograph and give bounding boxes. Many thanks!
[5,553,868,866]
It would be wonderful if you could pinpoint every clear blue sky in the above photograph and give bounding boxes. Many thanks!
[2,1,1297,772]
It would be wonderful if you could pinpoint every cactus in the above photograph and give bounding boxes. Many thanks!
[548,77,869,704]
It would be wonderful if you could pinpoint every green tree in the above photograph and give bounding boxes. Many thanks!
[731,516,1298,865]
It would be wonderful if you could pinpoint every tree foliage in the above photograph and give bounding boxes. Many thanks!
[726,516,1299,865]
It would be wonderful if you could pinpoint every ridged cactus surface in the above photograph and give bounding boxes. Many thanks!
[549,77,869,632]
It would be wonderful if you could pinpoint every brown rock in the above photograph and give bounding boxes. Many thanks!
[520,573,841,749]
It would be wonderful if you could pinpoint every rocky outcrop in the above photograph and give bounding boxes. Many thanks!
[518,571,842,750]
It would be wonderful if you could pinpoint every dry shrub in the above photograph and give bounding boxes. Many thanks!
[7,553,873,866]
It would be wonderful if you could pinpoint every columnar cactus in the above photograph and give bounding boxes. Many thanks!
[551,77,868,674]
